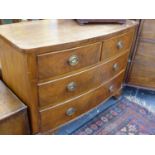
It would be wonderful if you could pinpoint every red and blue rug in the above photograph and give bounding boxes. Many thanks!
[72,97,155,135]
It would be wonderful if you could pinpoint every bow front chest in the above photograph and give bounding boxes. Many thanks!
[0,20,137,134]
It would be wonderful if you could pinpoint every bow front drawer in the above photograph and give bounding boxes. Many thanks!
[40,71,124,132]
[101,29,135,60]
[38,52,129,108]
[37,42,102,80]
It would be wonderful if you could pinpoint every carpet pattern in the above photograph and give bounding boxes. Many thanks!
[72,97,155,135]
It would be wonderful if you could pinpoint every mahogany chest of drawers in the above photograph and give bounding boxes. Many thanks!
[0,20,137,134]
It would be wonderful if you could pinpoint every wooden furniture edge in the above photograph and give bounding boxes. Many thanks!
[125,20,144,83]
[0,24,138,54]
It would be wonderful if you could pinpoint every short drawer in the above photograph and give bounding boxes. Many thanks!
[38,52,129,108]
[101,29,135,61]
[40,71,124,132]
[37,42,102,80]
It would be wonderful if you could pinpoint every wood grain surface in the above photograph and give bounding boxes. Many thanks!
[38,52,129,109]
[40,71,124,132]
[0,19,137,134]
[0,19,137,53]
[128,20,155,89]
[0,80,30,134]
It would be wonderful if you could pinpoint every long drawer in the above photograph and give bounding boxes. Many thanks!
[101,29,134,61]
[38,52,129,108]
[37,42,102,80]
[40,71,124,132]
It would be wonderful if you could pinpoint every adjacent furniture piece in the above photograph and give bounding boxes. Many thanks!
[127,20,155,90]
[76,19,126,25]
[0,80,30,134]
[0,19,137,134]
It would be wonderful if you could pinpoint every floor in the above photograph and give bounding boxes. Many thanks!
[55,86,155,135]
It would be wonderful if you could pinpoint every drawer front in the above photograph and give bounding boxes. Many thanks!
[40,71,124,132]
[101,29,134,61]
[38,42,102,80]
[38,52,129,108]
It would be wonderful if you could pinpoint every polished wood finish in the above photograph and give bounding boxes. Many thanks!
[0,20,137,53]
[0,80,30,134]
[38,52,129,108]
[101,29,135,61]
[128,20,155,89]
[40,71,124,132]
[38,42,102,80]
[0,20,137,134]
[0,39,39,133]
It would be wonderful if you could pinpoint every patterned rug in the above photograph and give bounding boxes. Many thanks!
[72,97,155,135]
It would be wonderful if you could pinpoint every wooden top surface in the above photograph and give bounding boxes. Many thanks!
[0,19,137,53]
[0,80,26,120]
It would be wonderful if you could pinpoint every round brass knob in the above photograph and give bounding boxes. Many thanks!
[68,55,79,66]
[67,82,77,92]
[109,85,114,93]
[113,63,119,71]
[117,41,124,49]
[66,107,76,116]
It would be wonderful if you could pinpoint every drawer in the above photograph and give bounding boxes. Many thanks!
[101,29,134,61]
[37,42,102,80]
[40,71,124,132]
[38,52,129,108]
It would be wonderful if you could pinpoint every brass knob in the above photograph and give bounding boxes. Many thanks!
[109,85,114,93]
[67,82,77,92]
[113,63,119,71]
[117,41,124,49]
[66,107,76,116]
[68,55,79,66]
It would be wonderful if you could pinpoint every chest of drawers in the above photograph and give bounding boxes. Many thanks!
[0,20,137,134]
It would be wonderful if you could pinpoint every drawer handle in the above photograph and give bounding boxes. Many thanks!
[113,63,119,71]
[117,41,124,49]
[66,107,76,116]
[68,55,79,66]
[67,82,77,92]
[109,85,114,93]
